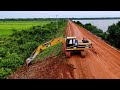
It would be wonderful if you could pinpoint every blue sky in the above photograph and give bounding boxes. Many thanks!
[0,11,120,18]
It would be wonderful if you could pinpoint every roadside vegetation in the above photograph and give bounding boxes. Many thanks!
[74,21,120,49]
[0,19,66,79]
[35,21,66,61]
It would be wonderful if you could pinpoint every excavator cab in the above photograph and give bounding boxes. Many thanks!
[65,37,92,58]
[66,37,77,47]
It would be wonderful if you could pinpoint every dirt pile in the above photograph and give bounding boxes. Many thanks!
[8,55,75,79]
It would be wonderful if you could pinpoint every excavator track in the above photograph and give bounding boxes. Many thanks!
[66,51,71,58]
[80,51,87,58]
[62,43,66,54]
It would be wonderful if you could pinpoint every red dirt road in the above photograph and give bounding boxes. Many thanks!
[66,20,120,79]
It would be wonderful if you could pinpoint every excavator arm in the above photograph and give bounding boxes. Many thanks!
[26,38,65,65]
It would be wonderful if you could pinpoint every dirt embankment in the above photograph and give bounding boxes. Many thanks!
[8,54,75,79]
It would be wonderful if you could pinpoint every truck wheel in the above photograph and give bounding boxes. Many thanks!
[66,51,71,58]
[80,51,86,58]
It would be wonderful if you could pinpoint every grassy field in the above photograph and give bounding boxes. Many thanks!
[0,21,52,35]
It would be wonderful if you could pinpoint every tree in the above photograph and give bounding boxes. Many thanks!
[107,24,120,48]
[75,21,84,27]
[116,21,120,28]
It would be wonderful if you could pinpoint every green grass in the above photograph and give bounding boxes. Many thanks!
[0,21,52,35]
[35,43,62,61]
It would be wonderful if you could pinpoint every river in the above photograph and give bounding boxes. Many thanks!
[72,19,120,32]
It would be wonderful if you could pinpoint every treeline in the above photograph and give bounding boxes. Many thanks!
[0,19,66,79]
[71,17,120,20]
[0,18,67,21]
[1,18,120,21]
[74,21,120,49]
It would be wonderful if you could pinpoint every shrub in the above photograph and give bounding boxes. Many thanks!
[0,68,12,79]
[0,53,23,69]
[0,47,7,57]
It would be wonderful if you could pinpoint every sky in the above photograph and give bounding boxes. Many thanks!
[0,11,120,18]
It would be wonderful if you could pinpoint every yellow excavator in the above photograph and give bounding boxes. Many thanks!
[26,37,92,65]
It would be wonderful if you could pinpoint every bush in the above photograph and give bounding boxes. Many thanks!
[0,47,7,57]
[0,68,12,79]
[0,53,23,69]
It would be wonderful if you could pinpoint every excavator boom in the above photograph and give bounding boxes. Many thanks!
[26,38,65,65]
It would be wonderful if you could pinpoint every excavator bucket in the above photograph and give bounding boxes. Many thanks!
[26,57,33,66]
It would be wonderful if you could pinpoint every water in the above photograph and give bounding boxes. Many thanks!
[72,19,120,32]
